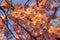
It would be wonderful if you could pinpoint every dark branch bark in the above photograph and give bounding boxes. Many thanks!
[36,0,39,7]
[5,0,14,10]
[0,6,17,40]
[0,6,5,13]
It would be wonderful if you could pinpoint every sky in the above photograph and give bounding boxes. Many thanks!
[0,0,60,40]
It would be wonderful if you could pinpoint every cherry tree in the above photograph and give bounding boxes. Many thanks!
[0,0,60,40]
